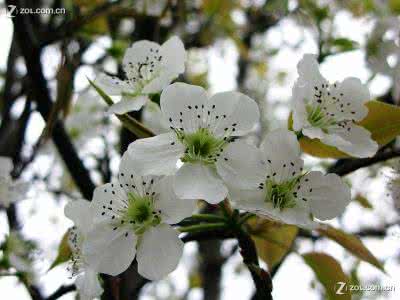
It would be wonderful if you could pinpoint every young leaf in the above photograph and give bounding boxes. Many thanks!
[49,231,71,270]
[358,101,400,146]
[317,225,385,272]
[303,252,351,300]
[248,218,298,270]
[88,78,154,138]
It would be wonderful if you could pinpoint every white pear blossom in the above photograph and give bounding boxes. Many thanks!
[95,36,186,115]
[387,160,400,213]
[0,156,28,208]
[219,129,351,228]
[291,54,378,158]
[366,17,400,75]
[2,231,35,275]
[82,151,197,280]
[127,82,260,204]
[64,200,103,300]
[65,90,105,145]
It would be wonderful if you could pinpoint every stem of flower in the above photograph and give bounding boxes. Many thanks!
[179,222,227,233]
[220,199,273,300]
[189,214,227,222]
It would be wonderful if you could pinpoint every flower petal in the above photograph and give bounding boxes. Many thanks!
[142,72,176,94]
[174,163,228,204]
[118,151,161,197]
[64,199,93,235]
[160,36,186,75]
[75,268,103,300]
[154,176,197,224]
[91,183,128,224]
[128,132,185,175]
[332,77,370,121]
[297,171,351,221]
[259,129,304,183]
[95,73,130,95]
[107,95,148,114]
[216,140,265,189]
[83,222,137,276]
[123,40,161,78]
[295,54,328,89]
[230,186,316,228]
[142,101,169,134]
[160,82,207,133]
[324,123,378,158]
[137,224,183,280]
[206,91,259,137]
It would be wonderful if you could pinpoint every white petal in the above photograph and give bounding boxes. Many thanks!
[296,54,328,88]
[291,95,309,132]
[107,95,148,114]
[259,129,304,183]
[83,222,137,276]
[142,72,176,94]
[137,224,183,280]
[118,151,161,197]
[230,186,316,228]
[216,140,265,189]
[328,77,369,122]
[123,40,161,78]
[302,127,326,139]
[206,91,259,137]
[0,156,13,177]
[324,124,378,158]
[64,199,93,235]
[160,82,207,133]
[127,132,185,176]
[174,163,228,204]
[91,183,128,224]
[142,101,170,134]
[154,176,197,224]
[95,73,130,95]
[297,171,351,220]
[75,268,103,299]
[160,36,186,75]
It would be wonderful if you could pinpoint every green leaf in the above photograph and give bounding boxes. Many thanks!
[248,218,298,270]
[354,194,373,209]
[88,79,154,138]
[317,225,385,272]
[329,38,359,53]
[49,232,71,270]
[358,101,400,146]
[303,252,351,300]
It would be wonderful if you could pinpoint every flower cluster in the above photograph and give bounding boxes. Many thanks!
[0,156,28,208]
[64,37,380,299]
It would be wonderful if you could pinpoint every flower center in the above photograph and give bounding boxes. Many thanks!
[123,193,161,234]
[306,104,336,132]
[264,178,299,210]
[180,128,226,164]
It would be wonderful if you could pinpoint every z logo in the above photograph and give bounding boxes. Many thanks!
[6,5,18,17]
[335,281,348,295]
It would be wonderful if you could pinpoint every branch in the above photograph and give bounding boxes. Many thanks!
[46,285,75,300]
[328,148,400,176]
[8,0,96,200]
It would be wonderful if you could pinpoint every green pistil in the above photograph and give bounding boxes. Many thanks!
[306,104,336,132]
[180,128,226,164]
[264,177,300,210]
[124,193,160,235]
